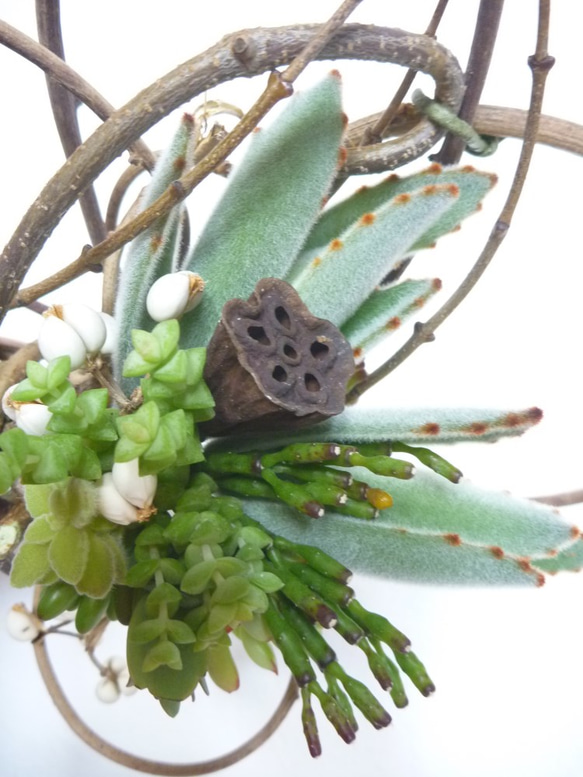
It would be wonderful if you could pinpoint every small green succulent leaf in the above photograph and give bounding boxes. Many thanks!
[208,406,543,452]
[290,185,458,326]
[23,483,53,518]
[127,596,207,700]
[21,516,54,544]
[207,643,239,692]
[235,625,277,672]
[48,525,90,585]
[531,535,583,574]
[181,72,345,348]
[10,541,51,587]
[75,533,117,598]
[301,164,496,257]
[342,278,442,359]
[0,427,29,470]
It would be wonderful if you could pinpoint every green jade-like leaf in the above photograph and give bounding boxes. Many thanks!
[181,72,345,348]
[128,598,207,701]
[114,115,196,385]
[243,468,579,586]
[300,164,496,258]
[290,185,458,326]
[207,406,544,452]
[342,278,442,360]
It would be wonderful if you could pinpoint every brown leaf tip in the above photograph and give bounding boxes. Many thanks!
[385,316,401,330]
[182,112,195,125]
[329,69,342,80]
[443,533,462,546]
[424,162,443,175]
[417,422,440,436]
[527,407,543,423]
[394,193,411,205]
[490,546,505,559]
[432,278,443,291]
[329,238,343,251]
[466,422,488,435]
[360,213,376,226]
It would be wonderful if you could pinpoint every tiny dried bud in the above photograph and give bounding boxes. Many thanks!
[96,677,120,704]
[146,271,205,322]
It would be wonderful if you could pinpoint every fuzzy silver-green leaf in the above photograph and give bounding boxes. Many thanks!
[180,73,345,347]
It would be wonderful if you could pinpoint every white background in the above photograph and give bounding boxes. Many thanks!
[0,2,582,776]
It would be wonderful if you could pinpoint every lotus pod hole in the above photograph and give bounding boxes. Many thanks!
[202,278,355,435]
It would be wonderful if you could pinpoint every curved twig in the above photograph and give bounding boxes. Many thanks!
[347,0,554,401]
[345,105,583,159]
[357,0,450,148]
[532,489,583,507]
[32,616,299,775]
[0,24,464,321]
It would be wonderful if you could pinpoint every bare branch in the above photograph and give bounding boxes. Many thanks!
[533,490,583,508]
[35,0,108,245]
[347,0,554,402]
[434,0,505,164]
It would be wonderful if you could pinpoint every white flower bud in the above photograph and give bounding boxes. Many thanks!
[60,303,107,355]
[146,271,205,322]
[14,402,52,436]
[2,384,19,421]
[97,473,140,525]
[112,458,157,509]
[98,312,118,355]
[96,677,120,704]
[38,314,87,369]
[7,604,43,642]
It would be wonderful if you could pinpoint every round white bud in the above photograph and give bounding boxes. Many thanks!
[96,473,140,525]
[60,303,107,355]
[38,314,87,369]
[146,271,204,322]
[7,604,42,642]
[111,458,157,509]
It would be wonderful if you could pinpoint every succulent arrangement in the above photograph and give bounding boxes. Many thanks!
[2,66,581,762]
[0,2,581,773]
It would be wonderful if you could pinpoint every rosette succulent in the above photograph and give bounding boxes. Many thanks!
[3,71,581,759]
